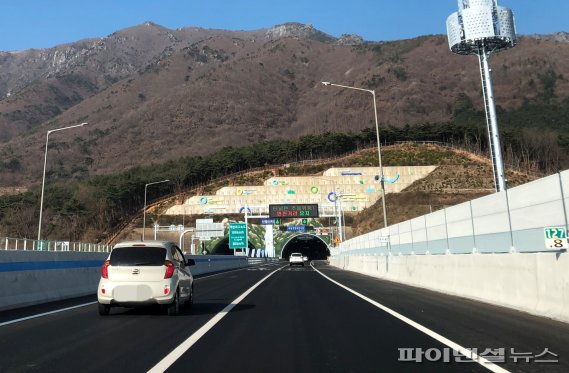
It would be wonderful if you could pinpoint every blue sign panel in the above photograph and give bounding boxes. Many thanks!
[341,171,362,176]
[287,226,306,232]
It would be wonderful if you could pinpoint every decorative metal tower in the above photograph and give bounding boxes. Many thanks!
[447,0,517,192]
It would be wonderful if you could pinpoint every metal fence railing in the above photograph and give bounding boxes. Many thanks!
[0,237,111,252]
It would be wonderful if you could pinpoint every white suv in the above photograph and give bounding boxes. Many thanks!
[97,241,195,316]
[289,252,304,266]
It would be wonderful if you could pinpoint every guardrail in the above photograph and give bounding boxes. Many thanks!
[1,237,111,252]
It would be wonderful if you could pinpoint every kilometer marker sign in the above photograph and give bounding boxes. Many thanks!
[544,227,567,250]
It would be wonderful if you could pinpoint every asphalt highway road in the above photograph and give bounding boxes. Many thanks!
[1,261,568,373]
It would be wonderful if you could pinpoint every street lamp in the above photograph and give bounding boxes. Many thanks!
[322,81,388,228]
[143,180,170,240]
[37,122,87,241]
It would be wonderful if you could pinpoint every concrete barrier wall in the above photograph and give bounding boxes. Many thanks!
[326,170,569,323]
[0,251,253,311]
[0,251,107,311]
[330,252,569,324]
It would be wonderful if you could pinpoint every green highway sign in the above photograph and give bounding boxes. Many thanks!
[229,223,247,249]
[38,240,48,251]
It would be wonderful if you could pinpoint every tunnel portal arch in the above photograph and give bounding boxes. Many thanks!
[280,234,330,260]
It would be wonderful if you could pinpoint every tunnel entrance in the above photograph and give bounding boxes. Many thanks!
[281,234,330,260]
[210,236,257,255]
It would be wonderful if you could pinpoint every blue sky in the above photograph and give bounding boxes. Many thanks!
[0,0,567,51]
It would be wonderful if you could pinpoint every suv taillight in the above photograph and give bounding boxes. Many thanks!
[164,260,175,279]
[101,260,110,279]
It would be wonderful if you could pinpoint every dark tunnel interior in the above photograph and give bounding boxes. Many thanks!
[281,235,330,260]
[209,237,257,255]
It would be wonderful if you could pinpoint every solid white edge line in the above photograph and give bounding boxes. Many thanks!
[148,265,286,373]
[0,302,97,327]
[311,264,510,373]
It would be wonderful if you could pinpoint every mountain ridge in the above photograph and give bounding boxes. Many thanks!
[0,22,568,187]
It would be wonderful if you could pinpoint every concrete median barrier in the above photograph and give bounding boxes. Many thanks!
[0,251,255,311]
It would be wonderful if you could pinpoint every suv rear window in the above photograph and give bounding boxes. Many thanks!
[110,247,166,266]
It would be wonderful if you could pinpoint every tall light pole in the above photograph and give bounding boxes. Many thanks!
[143,179,170,240]
[322,82,388,228]
[447,0,516,192]
[38,122,87,242]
